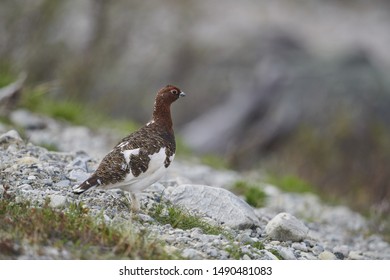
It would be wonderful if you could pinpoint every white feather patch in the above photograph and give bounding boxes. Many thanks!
[102,147,169,193]
[121,148,140,164]
[146,120,155,126]
[117,141,130,149]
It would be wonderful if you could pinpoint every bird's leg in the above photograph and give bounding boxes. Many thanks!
[121,191,141,219]
[129,192,140,214]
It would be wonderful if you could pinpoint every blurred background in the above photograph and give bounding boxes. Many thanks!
[1,0,390,233]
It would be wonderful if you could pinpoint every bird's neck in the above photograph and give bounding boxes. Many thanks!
[152,99,173,131]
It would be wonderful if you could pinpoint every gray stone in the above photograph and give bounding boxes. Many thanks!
[277,247,297,260]
[138,213,155,223]
[312,245,324,256]
[263,250,279,260]
[181,248,204,260]
[167,184,260,229]
[49,194,68,208]
[10,109,47,129]
[265,212,309,242]
[206,248,219,258]
[237,232,253,244]
[292,242,308,252]
[68,169,89,183]
[19,184,33,191]
[333,245,349,257]
[56,180,71,187]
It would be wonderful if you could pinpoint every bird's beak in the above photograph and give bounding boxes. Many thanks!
[179,92,186,97]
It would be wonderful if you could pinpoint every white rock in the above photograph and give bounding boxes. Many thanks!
[166,184,260,229]
[348,251,365,260]
[10,109,47,129]
[265,212,309,242]
[49,194,68,208]
[0,130,23,144]
[319,251,337,260]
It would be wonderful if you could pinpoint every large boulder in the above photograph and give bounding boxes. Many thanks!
[166,184,260,229]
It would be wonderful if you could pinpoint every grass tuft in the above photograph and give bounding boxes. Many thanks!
[149,201,226,236]
[232,180,267,208]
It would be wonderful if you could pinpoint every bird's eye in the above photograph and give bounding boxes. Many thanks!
[170,89,178,95]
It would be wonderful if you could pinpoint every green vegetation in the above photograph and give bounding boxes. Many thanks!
[267,174,314,194]
[20,84,139,134]
[225,243,244,259]
[269,249,284,260]
[252,241,265,250]
[0,196,173,259]
[149,201,226,236]
[0,62,16,87]
[225,241,264,260]
[232,180,267,208]
[200,154,229,170]
[38,142,60,152]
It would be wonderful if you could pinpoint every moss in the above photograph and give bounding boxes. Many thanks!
[0,197,173,259]
[232,180,267,208]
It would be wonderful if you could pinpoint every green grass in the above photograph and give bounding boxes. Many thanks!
[252,241,265,250]
[149,201,226,236]
[267,174,314,194]
[232,180,267,208]
[0,196,173,259]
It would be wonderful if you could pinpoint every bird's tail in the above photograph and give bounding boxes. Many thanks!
[72,175,102,194]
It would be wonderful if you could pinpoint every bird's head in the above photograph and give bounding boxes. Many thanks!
[156,85,186,104]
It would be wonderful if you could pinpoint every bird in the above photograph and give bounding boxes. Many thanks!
[72,85,186,213]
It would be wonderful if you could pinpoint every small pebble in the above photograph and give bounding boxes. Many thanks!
[319,251,337,260]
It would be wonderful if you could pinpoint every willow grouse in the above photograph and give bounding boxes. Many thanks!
[73,85,185,212]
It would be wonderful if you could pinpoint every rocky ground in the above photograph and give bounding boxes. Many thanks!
[1,109,389,260]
